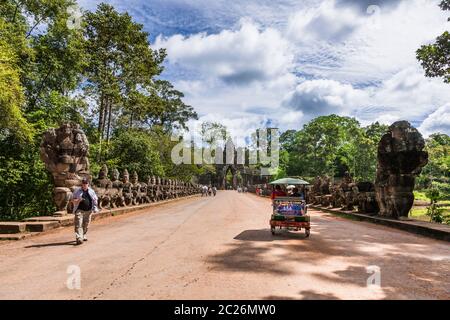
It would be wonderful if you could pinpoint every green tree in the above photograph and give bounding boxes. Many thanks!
[83,3,166,146]
[352,122,388,181]
[108,129,164,179]
[287,115,362,177]
[0,20,33,141]
[122,80,198,132]
[417,1,450,83]
[281,116,386,181]
[0,0,86,220]
[418,133,450,198]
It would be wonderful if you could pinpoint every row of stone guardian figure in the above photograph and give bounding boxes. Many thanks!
[92,165,201,209]
[309,173,379,214]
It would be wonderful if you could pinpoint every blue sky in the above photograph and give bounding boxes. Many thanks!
[78,0,450,140]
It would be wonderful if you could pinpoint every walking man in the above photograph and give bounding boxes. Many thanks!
[71,178,98,245]
[202,185,208,197]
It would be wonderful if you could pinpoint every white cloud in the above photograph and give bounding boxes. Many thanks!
[282,67,450,128]
[341,0,450,81]
[352,67,450,126]
[282,79,367,119]
[184,112,271,147]
[278,110,305,130]
[287,0,450,83]
[287,0,363,44]
[145,0,450,139]
[154,19,294,85]
[419,104,450,137]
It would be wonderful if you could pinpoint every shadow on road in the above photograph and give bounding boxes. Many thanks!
[234,229,308,242]
[208,214,450,299]
[264,291,340,300]
[25,241,77,248]
[206,240,293,275]
[298,290,340,300]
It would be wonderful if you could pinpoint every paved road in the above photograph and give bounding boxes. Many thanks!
[0,191,449,300]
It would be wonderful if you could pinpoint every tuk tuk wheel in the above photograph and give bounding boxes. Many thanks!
[305,229,310,238]
[271,227,276,235]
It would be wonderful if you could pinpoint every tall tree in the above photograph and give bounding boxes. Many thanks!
[121,80,198,132]
[83,3,166,148]
[148,80,198,131]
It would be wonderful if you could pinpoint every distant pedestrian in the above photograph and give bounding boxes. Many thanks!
[71,178,98,245]
[212,186,217,196]
[202,185,208,197]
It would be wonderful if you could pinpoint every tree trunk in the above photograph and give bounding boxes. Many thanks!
[106,100,112,143]
[97,93,105,162]
[101,97,108,138]
[98,93,105,138]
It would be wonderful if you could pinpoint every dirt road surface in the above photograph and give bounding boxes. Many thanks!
[0,191,449,300]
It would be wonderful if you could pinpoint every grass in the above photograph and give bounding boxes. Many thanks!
[411,190,450,223]
[413,190,450,204]
[413,190,429,201]
[409,206,450,223]
[409,207,429,222]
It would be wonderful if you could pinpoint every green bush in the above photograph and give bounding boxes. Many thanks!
[109,129,165,179]
[0,139,55,221]
[425,188,441,202]
[431,181,450,200]
[426,203,446,223]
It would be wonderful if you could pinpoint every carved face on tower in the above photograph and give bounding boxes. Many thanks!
[151,175,156,185]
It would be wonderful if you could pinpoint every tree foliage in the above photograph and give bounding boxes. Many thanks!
[417,133,450,199]
[280,115,388,181]
[0,20,33,141]
[416,1,450,83]
[0,1,198,220]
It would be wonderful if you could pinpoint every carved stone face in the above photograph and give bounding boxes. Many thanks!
[122,170,129,183]
[131,172,138,184]
[112,169,119,181]
[74,132,83,144]
[53,188,70,211]
[151,176,156,185]
[98,165,108,179]
[61,123,72,137]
